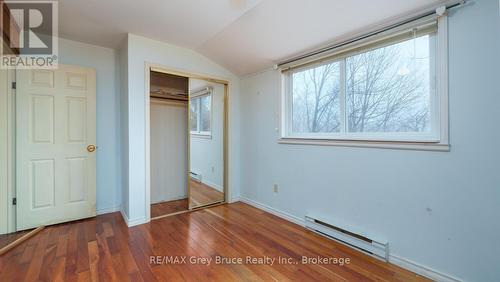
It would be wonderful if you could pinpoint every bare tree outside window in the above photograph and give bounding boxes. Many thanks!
[200,95,211,132]
[189,99,199,132]
[292,62,341,133]
[290,34,433,135]
[346,35,431,133]
[190,94,212,134]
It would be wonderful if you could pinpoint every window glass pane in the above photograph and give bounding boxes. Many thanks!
[346,34,433,133]
[189,98,199,132]
[292,61,341,133]
[200,95,211,132]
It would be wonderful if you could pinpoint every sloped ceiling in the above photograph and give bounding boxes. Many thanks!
[58,0,264,49]
[58,0,443,75]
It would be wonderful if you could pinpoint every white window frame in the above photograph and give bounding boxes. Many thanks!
[279,16,449,151]
[190,90,212,138]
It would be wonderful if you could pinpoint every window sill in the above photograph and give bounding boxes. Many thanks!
[277,138,450,152]
[191,133,212,139]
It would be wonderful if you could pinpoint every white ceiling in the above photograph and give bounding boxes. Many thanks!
[57,0,443,75]
[58,0,263,49]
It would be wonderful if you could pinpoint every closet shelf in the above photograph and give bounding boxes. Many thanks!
[150,89,188,101]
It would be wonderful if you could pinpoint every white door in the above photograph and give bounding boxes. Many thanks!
[16,65,96,230]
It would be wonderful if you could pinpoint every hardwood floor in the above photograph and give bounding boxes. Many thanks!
[189,180,224,208]
[0,202,430,281]
[150,179,224,218]
[0,230,30,250]
[151,198,188,218]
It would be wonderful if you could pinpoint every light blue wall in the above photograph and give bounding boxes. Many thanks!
[240,1,500,281]
[59,38,122,213]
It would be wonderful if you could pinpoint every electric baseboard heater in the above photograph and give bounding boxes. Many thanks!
[190,172,202,183]
[305,215,389,261]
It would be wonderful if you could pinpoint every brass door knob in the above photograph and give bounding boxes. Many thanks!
[87,145,96,152]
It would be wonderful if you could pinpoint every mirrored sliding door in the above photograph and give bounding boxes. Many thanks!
[188,79,225,209]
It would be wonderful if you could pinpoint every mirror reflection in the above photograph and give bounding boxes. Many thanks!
[189,79,225,208]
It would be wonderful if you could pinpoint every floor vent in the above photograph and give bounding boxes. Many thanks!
[305,215,389,261]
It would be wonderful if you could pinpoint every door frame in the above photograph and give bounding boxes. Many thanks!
[144,62,230,223]
[0,55,17,235]
[1,5,20,234]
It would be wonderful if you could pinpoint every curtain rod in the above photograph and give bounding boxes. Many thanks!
[275,0,465,69]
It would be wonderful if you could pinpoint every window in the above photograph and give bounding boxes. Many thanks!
[200,95,211,132]
[282,19,448,150]
[189,98,199,132]
[190,91,212,136]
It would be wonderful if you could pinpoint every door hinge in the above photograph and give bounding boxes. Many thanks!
[12,198,16,205]
[11,82,16,89]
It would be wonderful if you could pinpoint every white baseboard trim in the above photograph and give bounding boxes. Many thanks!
[151,195,187,205]
[239,196,305,227]
[228,196,240,203]
[96,206,121,215]
[389,254,463,282]
[120,208,129,225]
[202,179,223,192]
[239,196,462,282]
[120,208,147,227]
[127,217,148,227]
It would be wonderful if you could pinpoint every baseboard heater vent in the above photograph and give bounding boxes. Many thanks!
[305,215,389,261]
[190,172,202,183]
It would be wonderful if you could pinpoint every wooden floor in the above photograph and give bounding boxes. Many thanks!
[190,180,224,208]
[151,198,188,218]
[150,180,223,218]
[0,202,429,281]
[0,230,30,250]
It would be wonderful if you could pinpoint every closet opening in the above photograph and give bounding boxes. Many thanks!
[148,68,228,220]
[149,71,190,218]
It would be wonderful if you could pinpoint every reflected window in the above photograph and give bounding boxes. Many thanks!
[200,95,211,132]
[189,99,199,132]
[190,92,212,136]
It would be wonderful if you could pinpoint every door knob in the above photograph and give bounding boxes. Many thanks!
[87,144,97,152]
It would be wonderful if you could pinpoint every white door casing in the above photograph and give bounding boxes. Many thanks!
[0,69,10,235]
[16,65,96,230]
[1,41,17,235]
